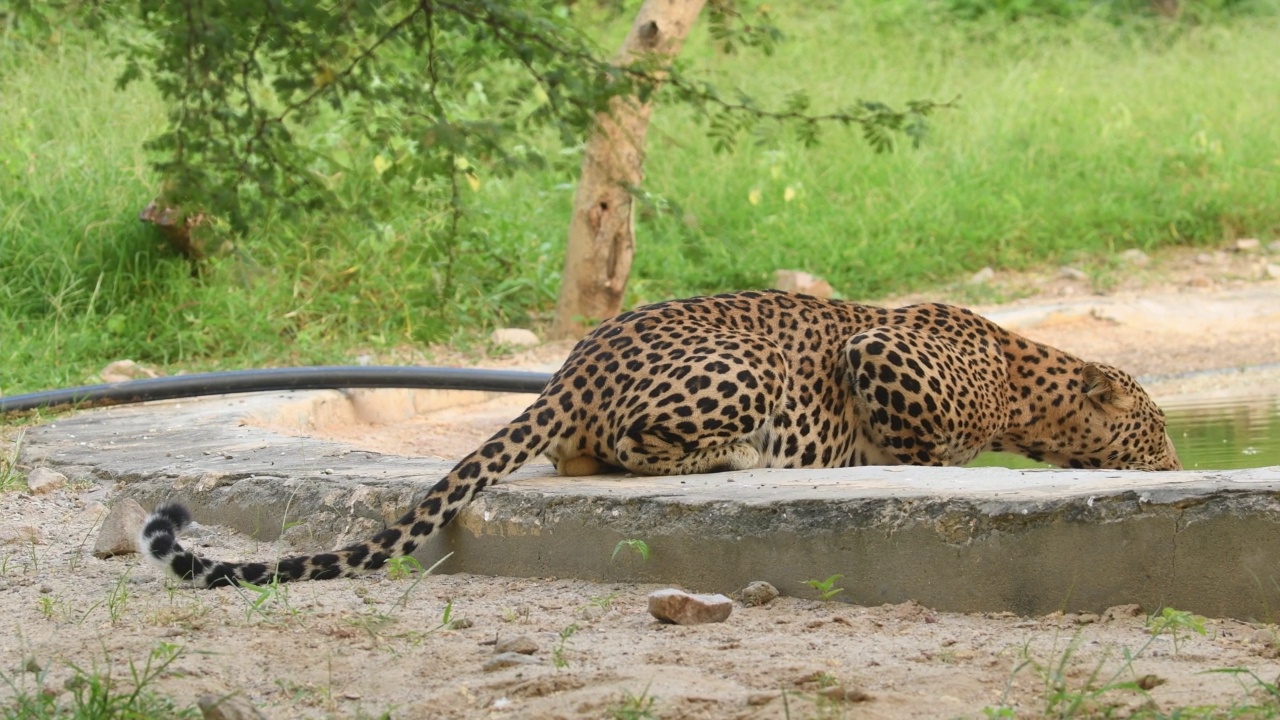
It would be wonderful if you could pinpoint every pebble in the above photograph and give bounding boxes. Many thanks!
[740,581,780,607]
[1265,264,1280,280]
[495,635,538,655]
[1058,266,1089,281]
[1101,603,1143,622]
[489,328,540,348]
[967,266,995,285]
[648,588,733,625]
[1269,240,1280,254]
[26,467,67,494]
[100,359,160,384]
[483,652,544,671]
[198,694,269,720]
[1118,248,1150,266]
[1233,238,1261,252]
[772,269,834,298]
[93,498,149,558]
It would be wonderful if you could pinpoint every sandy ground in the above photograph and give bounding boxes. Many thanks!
[4,242,1280,719]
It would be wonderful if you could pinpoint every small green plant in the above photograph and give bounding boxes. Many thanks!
[36,595,56,620]
[589,593,619,611]
[391,552,452,612]
[553,623,579,670]
[1146,606,1208,655]
[106,568,132,624]
[0,431,24,493]
[612,539,651,563]
[502,605,532,624]
[0,643,195,719]
[804,574,845,601]
[238,575,292,621]
[385,555,423,581]
[607,682,657,720]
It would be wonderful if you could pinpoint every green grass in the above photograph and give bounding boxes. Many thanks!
[1,643,197,719]
[2,7,1278,395]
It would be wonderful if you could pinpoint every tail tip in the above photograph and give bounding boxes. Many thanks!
[148,502,193,532]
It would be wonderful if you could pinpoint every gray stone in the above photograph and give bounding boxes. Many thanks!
[740,581,780,607]
[100,359,160,384]
[93,498,149,559]
[648,589,733,625]
[967,267,995,285]
[489,328,539,348]
[483,652,544,671]
[1058,266,1089,281]
[198,694,268,720]
[495,635,538,655]
[26,467,66,494]
[1268,240,1280,254]
[772,270,834,298]
[1118,248,1150,266]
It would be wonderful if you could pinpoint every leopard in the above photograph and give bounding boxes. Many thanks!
[141,289,1181,587]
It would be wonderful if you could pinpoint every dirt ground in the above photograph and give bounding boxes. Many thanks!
[4,242,1280,719]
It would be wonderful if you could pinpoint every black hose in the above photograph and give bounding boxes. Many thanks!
[0,366,554,416]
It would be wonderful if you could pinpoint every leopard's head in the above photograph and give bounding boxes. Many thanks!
[1000,360,1180,471]
[1053,362,1181,471]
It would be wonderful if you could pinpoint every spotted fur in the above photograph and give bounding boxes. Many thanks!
[141,290,1180,587]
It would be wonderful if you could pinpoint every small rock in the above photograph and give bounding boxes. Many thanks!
[26,467,66,494]
[1194,252,1216,265]
[967,266,995,285]
[447,617,474,630]
[1058,266,1089,281]
[648,588,733,625]
[1233,238,1261,252]
[100,359,160,384]
[1101,603,1143,622]
[1268,240,1280,254]
[495,635,538,655]
[772,270,834,298]
[483,652,544,672]
[198,694,269,720]
[1265,264,1280,280]
[76,502,108,525]
[1118,248,1150,267]
[93,498,149,559]
[1077,612,1100,625]
[489,328,539,348]
[740,581,780,607]
[747,692,777,706]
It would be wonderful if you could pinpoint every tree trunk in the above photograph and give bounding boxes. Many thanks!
[549,0,707,339]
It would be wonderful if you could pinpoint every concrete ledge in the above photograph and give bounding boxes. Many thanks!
[19,391,1280,620]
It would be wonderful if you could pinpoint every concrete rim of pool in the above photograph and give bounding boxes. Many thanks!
[17,374,1280,622]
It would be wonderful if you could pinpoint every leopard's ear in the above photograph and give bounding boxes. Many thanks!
[1082,363,1134,411]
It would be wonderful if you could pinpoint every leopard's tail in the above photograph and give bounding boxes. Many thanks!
[140,394,561,588]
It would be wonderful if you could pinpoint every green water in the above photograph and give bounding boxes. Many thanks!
[972,392,1280,471]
